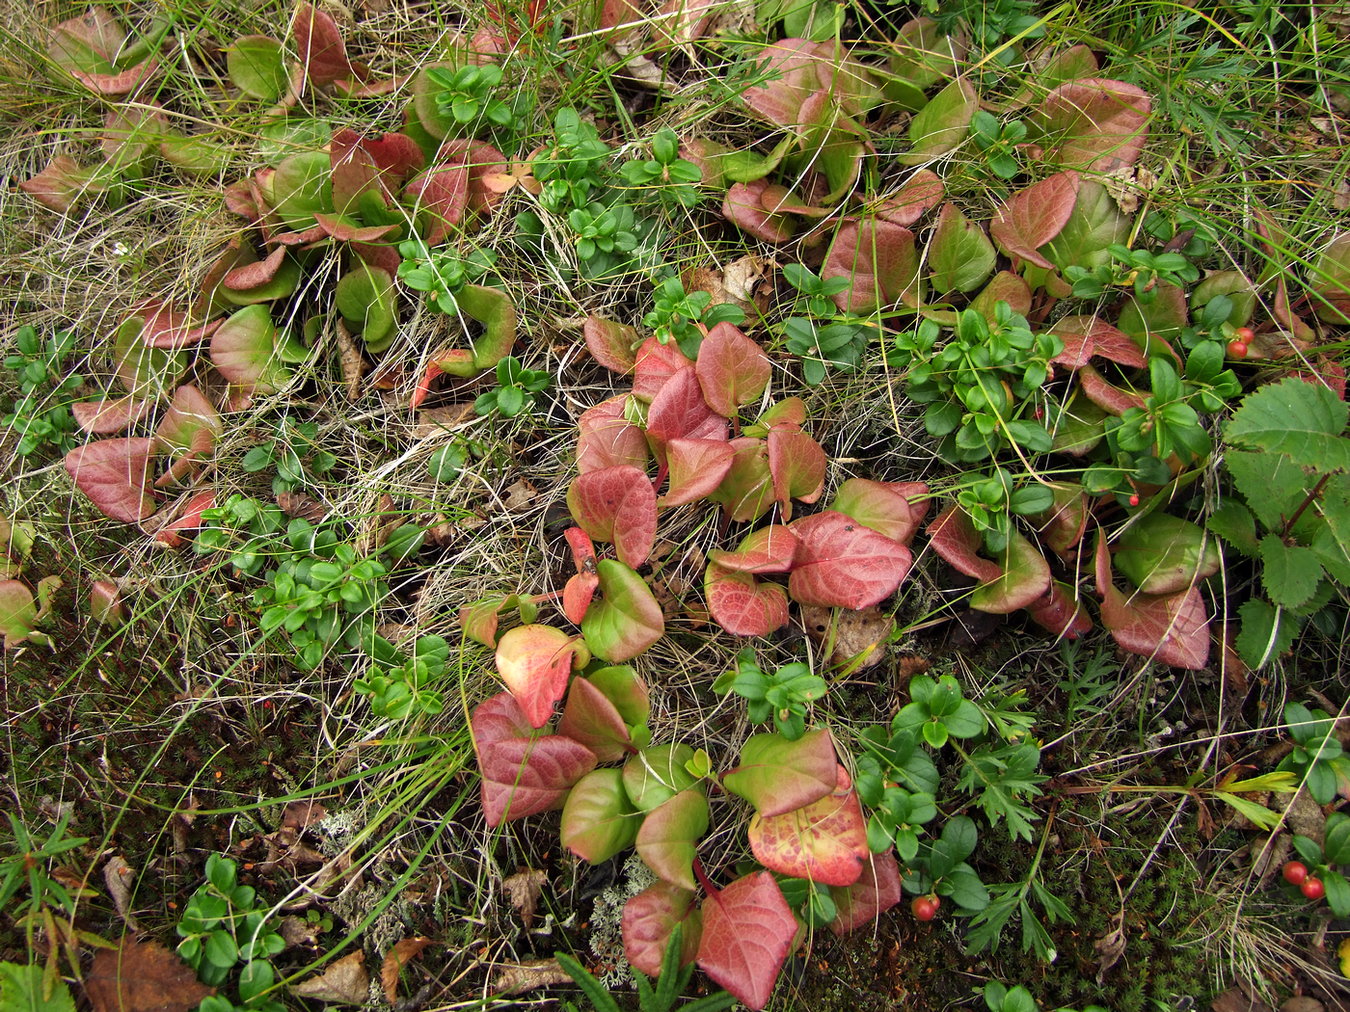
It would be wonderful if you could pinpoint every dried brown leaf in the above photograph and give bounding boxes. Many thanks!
[281,800,328,831]
[85,937,214,1012]
[380,937,433,1003]
[276,493,329,524]
[103,855,139,930]
[291,951,369,1004]
[490,958,572,996]
[502,868,548,928]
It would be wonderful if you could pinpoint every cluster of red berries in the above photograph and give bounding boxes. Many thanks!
[1227,326,1255,360]
[1283,860,1325,900]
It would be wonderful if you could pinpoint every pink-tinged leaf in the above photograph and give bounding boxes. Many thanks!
[152,490,215,548]
[633,337,693,402]
[1078,363,1147,415]
[137,302,222,350]
[567,465,657,569]
[71,59,157,96]
[646,367,729,451]
[558,676,631,763]
[823,219,919,315]
[292,3,355,86]
[495,624,587,728]
[19,156,105,212]
[830,478,926,545]
[1033,484,1089,556]
[577,396,650,474]
[636,789,709,891]
[927,202,996,294]
[1050,315,1145,369]
[722,729,837,817]
[584,317,639,374]
[564,572,599,624]
[723,181,795,244]
[660,438,736,508]
[623,884,702,977]
[403,163,469,246]
[223,245,289,291]
[707,525,799,574]
[361,132,425,182]
[705,564,790,637]
[926,505,1001,582]
[313,213,400,243]
[64,438,157,523]
[1025,581,1092,639]
[329,127,381,210]
[472,689,536,742]
[1038,79,1149,172]
[749,765,867,887]
[696,323,770,418]
[756,184,833,218]
[566,525,596,570]
[990,171,1081,270]
[459,594,524,648]
[582,559,665,662]
[210,305,291,394]
[88,579,123,625]
[876,169,944,226]
[969,529,1051,614]
[707,438,774,523]
[72,396,152,435]
[696,872,797,1011]
[156,385,221,451]
[788,510,913,609]
[767,426,825,520]
[561,768,642,864]
[0,581,38,649]
[746,397,806,436]
[49,10,158,95]
[829,850,902,935]
[1095,533,1210,669]
[477,734,597,826]
[741,38,825,126]
[969,271,1033,320]
[430,139,510,216]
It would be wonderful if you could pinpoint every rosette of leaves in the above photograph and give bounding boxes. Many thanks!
[356,634,448,719]
[621,128,703,209]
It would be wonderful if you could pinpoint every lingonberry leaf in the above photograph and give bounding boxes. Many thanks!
[561,768,642,864]
[1095,532,1210,669]
[927,505,1001,582]
[65,437,157,523]
[660,438,737,508]
[707,525,800,574]
[584,316,639,374]
[722,729,837,817]
[707,438,775,523]
[822,219,918,315]
[969,530,1051,614]
[829,478,928,545]
[828,849,902,935]
[1037,78,1150,172]
[989,171,1081,270]
[636,789,709,890]
[581,559,665,662]
[567,465,657,569]
[73,396,153,435]
[576,396,650,474]
[704,564,790,637]
[748,765,867,887]
[646,367,730,452]
[558,676,632,763]
[695,322,771,418]
[695,871,797,1011]
[633,337,694,402]
[622,883,702,977]
[495,624,587,728]
[787,510,913,609]
[767,425,825,520]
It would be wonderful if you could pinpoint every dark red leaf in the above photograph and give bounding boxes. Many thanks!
[64,438,157,523]
[136,302,222,350]
[828,850,902,935]
[224,245,289,291]
[1050,315,1145,369]
[623,884,701,978]
[567,465,657,569]
[748,765,867,887]
[705,564,790,637]
[1025,581,1092,639]
[660,438,736,508]
[696,872,797,1010]
[1094,532,1210,669]
[695,323,770,418]
[633,337,693,402]
[152,490,216,548]
[403,164,469,246]
[926,506,1001,582]
[989,171,1081,270]
[476,732,597,826]
[314,213,400,243]
[741,38,823,126]
[788,510,913,609]
[564,572,599,625]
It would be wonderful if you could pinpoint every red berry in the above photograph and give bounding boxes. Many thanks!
[1128,494,1140,506]
[911,895,940,922]
[1301,877,1325,901]
[1282,861,1309,885]
[1227,340,1248,359]
[1235,326,1256,342]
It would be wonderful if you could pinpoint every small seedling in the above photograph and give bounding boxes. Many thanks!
[969,110,1027,179]
[2,325,83,458]
[621,128,703,208]
[426,63,517,129]
[356,634,449,719]
[397,239,496,316]
[711,648,827,741]
[644,276,745,356]
[474,356,551,418]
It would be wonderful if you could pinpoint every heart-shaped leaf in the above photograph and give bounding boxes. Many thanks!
[561,769,642,864]
[1037,78,1149,171]
[696,872,797,1011]
[788,510,913,609]
[582,559,665,662]
[989,171,1081,270]
[823,219,919,315]
[707,525,800,573]
[722,729,837,817]
[633,337,694,402]
[495,624,587,728]
[558,676,632,763]
[577,396,650,474]
[705,564,790,637]
[1095,532,1210,669]
[622,883,702,977]
[64,437,157,523]
[636,789,709,890]
[695,323,770,418]
[660,438,736,508]
[476,732,597,827]
[828,850,902,935]
[567,466,657,569]
[927,202,995,294]
[748,765,867,887]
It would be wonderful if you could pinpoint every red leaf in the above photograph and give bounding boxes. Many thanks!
[633,337,693,402]
[823,219,918,315]
[152,490,216,548]
[314,213,400,243]
[1050,315,1145,369]
[495,624,586,728]
[748,765,867,887]
[660,438,736,508]
[1039,79,1149,172]
[926,505,1001,582]
[19,156,105,212]
[990,171,1081,270]
[741,38,823,126]
[829,478,926,545]
[969,530,1051,614]
[646,367,729,450]
[828,850,902,935]
[557,676,631,763]
[577,396,650,474]
[156,385,221,451]
[707,525,799,574]
[476,734,597,826]
[876,169,944,226]
[292,3,356,86]
[223,245,289,291]
[695,323,770,418]
[1095,533,1210,669]
[584,317,639,374]
[622,883,702,978]
[767,425,825,520]
[64,438,157,523]
[705,564,790,637]
[564,572,599,624]
[696,872,797,1010]
[567,465,657,569]
[1026,581,1092,639]
[72,396,152,435]
[1078,363,1147,415]
[137,303,223,350]
[402,164,469,246]
[788,510,913,609]
[723,181,795,244]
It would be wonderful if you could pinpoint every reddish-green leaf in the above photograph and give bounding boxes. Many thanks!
[660,438,736,508]
[828,850,902,935]
[561,769,642,864]
[152,490,215,548]
[495,624,587,728]
[589,665,649,727]
[558,676,632,763]
[707,438,775,523]
[227,34,287,101]
[823,219,919,315]
[696,872,797,1011]
[707,525,800,573]
[577,396,650,474]
[927,202,995,294]
[1078,363,1147,415]
[473,701,596,826]
[646,367,729,451]
[1031,484,1089,556]
[969,271,1033,320]
[153,386,220,453]
[403,163,468,245]
[927,505,1001,582]
[633,338,693,402]
[722,729,837,817]
[829,478,927,545]
[705,564,790,637]
[622,883,702,977]
[696,323,770,418]
[1050,315,1145,369]
[0,581,38,649]
[567,465,657,569]
[723,181,796,244]
[64,437,157,523]
[901,78,978,164]
[876,169,944,226]
[210,304,291,394]
[1025,581,1092,639]
[1095,532,1210,669]
[767,426,825,520]
[292,3,356,86]
[1038,78,1149,172]
[582,559,665,662]
[584,316,639,374]
[989,171,1080,270]
[19,156,106,213]
[48,8,158,95]
[788,510,913,609]
[969,530,1051,614]
[741,38,825,127]
[113,315,187,398]
[1113,514,1220,596]
[72,396,152,435]
[636,789,709,890]
[748,765,867,887]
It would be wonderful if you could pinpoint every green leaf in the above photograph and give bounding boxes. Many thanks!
[1213,792,1283,831]
[1207,500,1258,556]
[238,960,274,1004]
[1259,534,1325,609]
[0,962,77,1012]
[1225,377,1350,472]
[204,929,238,969]
[1234,597,1296,669]
[1322,869,1350,918]
[581,559,664,662]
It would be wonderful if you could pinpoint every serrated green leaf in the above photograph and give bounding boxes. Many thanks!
[1226,377,1350,472]
[1234,597,1296,669]
[1224,450,1308,531]
[1258,534,1324,609]
[0,963,76,1012]
[1207,500,1258,556]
